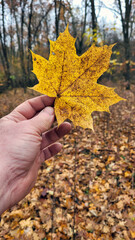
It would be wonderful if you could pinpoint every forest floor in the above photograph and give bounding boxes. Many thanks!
[0,81,135,240]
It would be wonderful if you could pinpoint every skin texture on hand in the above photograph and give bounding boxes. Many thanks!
[0,95,71,215]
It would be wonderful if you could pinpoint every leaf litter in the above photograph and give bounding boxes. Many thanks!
[0,83,135,239]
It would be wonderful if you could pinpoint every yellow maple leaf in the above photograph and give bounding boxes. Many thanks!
[31,26,124,129]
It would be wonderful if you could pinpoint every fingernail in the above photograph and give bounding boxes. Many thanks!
[44,107,54,115]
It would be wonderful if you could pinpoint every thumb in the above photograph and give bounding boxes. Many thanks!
[29,107,54,134]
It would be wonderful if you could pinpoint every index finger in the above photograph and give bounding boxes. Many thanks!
[9,95,55,121]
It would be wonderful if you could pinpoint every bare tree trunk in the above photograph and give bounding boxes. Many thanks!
[54,0,62,39]
[12,9,21,52]
[78,0,88,54]
[68,4,77,38]
[11,0,27,88]
[32,4,52,45]
[27,0,34,85]
[90,0,97,42]
[0,38,8,80]
[0,0,11,87]
[69,0,88,54]
[20,0,27,89]
[117,0,132,89]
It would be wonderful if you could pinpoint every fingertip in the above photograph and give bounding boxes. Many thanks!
[56,121,72,135]
[64,121,72,130]
[56,142,63,151]
[41,95,55,106]
[42,142,63,161]
[50,142,63,153]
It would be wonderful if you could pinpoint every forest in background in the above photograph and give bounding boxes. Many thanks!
[0,0,135,92]
[0,1,135,239]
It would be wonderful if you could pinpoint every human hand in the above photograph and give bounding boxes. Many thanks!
[0,95,71,215]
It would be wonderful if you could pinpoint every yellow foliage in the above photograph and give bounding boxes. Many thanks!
[31,26,125,129]
[124,171,131,177]
[130,230,135,238]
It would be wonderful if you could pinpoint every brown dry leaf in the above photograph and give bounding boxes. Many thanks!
[9,209,24,219]
[102,225,110,233]
[117,200,124,209]
[10,228,24,238]
[19,218,32,229]
[33,232,40,240]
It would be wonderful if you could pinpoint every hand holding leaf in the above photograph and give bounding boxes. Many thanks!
[31,26,124,129]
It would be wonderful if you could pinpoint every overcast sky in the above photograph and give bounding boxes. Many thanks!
[73,0,121,29]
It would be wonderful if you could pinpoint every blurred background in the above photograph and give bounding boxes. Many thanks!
[0,0,135,92]
[0,1,135,239]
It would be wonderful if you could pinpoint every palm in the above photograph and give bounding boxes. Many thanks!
[0,96,71,213]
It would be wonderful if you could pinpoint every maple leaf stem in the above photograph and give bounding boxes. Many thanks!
[57,93,61,98]
[51,158,56,238]
[73,134,78,239]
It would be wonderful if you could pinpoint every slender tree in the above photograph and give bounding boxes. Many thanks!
[27,0,34,84]
[117,0,132,89]
[20,0,27,88]
[90,0,97,37]
[54,0,62,39]
[68,0,88,54]
[78,0,88,54]
[32,3,52,45]
[0,0,12,87]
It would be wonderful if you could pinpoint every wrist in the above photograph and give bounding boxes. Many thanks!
[0,190,9,215]
[0,168,11,215]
